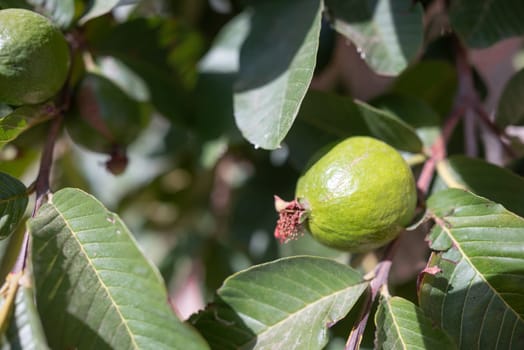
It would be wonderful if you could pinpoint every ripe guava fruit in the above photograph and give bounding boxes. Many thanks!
[275,136,417,252]
[0,9,70,105]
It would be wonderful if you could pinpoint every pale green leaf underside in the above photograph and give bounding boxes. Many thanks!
[2,283,50,350]
[450,0,524,48]
[29,188,208,350]
[27,0,75,28]
[0,172,28,240]
[375,296,457,350]
[192,256,368,349]
[326,0,423,75]
[0,104,52,150]
[496,68,524,127]
[234,0,322,150]
[78,0,121,25]
[421,189,524,349]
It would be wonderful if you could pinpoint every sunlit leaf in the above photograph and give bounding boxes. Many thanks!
[0,172,28,240]
[78,0,121,25]
[449,0,524,48]
[191,256,368,349]
[325,0,424,75]
[420,189,524,349]
[375,296,457,350]
[496,68,524,127]
[0,103,52,150]
[234,0,322,149]
[29,188,209,350]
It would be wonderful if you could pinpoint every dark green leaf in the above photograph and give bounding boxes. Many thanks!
[325,0,424,75]
[375,296,457,350]
[29,188,209,350]
[0,172,28,240]
[449,0,524,48]
[2,279,50,350]
[437,155,524,217]
[496,68,524,127]
[234,0,322,149]
[421,189,524,349]
[391,60,457,116]
[191,256,368,349]
[0,103,52,150]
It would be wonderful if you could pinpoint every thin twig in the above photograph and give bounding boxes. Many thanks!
[345,238,400,350]
[11,114,64,274]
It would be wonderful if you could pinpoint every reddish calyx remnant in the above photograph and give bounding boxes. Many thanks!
[274,195,308,243]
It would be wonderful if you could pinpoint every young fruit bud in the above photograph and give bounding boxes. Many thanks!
[274,136,417,252]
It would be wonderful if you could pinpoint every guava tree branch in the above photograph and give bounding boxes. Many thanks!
[11,113,64,274]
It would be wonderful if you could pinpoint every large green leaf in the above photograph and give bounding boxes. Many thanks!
[375,296,457,349]
[496,68,524,127]
[449,0,524,48]
[2,279,50,350]
[437,155,524,217]
[233,0,322,150]
[0,173,28,240]
[0,104,52,150]
[191,256,368,349]
[325,0,423,75]
[420,189,524,349]
[29,188,209,350]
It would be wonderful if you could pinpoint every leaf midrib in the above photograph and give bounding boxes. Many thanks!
[51,199,139,349]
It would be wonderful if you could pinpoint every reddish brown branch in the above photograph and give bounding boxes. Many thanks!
[11,114,63,274]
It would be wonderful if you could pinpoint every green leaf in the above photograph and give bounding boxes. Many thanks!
[375,296,457,350]
[2,280,50,350]
[78,0,120,25]
[391,61,457,116]
[496,68,524,127]
[27,0,76,28]
[29,188,209,350]
[234,0,322,150]
[371,93,441,147]
[191,256,368,349]
[437,155,524,217]
[420,189,524,349]
[0,103,52,150]
[449,0,524,48]
[0,172,28,240]
[325,0,424,75]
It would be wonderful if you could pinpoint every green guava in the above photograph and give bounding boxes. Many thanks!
[274,136,417,252]
[0,9,70,105]
[66,73,149,174]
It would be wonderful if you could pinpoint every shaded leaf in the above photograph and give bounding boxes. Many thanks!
[97,56,150,102]
[191,256,368,349]
[375,296,457,350]
[78,0,120,25]
[0,104,52,150]
[437,155,524,217]
[449,0,524,48]
[27,0,76,28]
[29,188,209,350]
[0,173,28,240]
[391,60,457,116]
[1,275,50,350]
[420,189,524,349]
[496,68,524,127]
[234,0,322,149]
[325,0,424,75]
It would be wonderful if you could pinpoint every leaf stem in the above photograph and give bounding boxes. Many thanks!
[11,114,64,274]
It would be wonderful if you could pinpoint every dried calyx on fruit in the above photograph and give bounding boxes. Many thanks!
[274,136,417,252]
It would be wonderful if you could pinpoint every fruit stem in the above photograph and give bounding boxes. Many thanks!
[273,196,308,243]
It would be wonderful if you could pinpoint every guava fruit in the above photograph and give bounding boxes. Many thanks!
[66,73,149,174]
[274,136,417,252]
[0,9,70,105]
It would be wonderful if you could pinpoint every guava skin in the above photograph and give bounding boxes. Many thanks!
[294,136,416,252]
[0,9,70,105]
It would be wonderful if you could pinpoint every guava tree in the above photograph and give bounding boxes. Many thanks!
[0,0,523,349]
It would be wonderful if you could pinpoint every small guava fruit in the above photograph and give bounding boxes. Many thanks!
[274,136,417,252]
[66,73,149,174]
[0,9,70,105]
